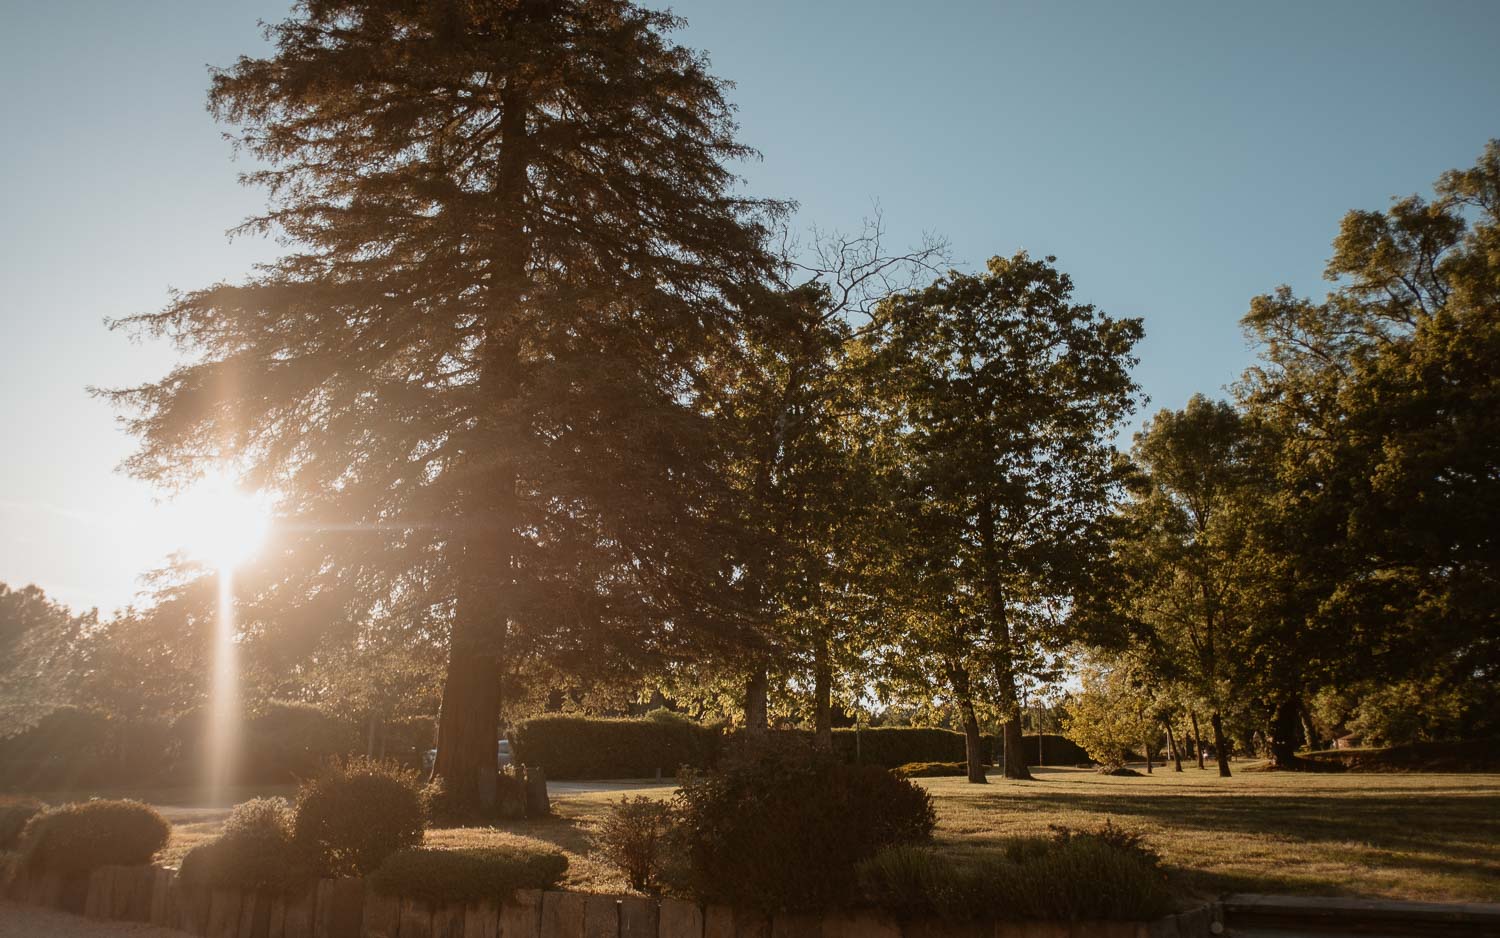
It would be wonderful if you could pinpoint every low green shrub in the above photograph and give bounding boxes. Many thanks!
[512,714,721,780]
[369,839,567,904]
[0,796,44,850]
[674,738,935,911]
[292,757,427,875]
[894,761,968,778]
[858,826,1170,922]
[596,796,676,891]
[19,800,170,875]
[179,798,319,894]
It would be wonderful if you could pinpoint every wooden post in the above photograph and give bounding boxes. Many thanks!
[540,891,585,938]
[582,896,618,938]
[659,899,703,938]
[463,900,501,938]
[364,890,402,938]
[617,897,658,938]
[501,890,543,938]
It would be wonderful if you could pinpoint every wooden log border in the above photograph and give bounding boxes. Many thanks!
[1,864,1223,938]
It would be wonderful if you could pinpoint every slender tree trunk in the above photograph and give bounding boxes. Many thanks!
[1190,711,1205,770]
[1165,718,1183,772]
[1267,695,1308,770]
[945,659,988,784]
[1210,711,1232,777]
[1144,734,1153,773]
[367,714,377,759]
[744,666,769,737]
[813,639,833,751]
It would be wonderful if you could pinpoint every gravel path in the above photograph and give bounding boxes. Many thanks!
[0,901,184,937]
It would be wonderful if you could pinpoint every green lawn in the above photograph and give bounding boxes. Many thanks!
[919,766,1500,903]
[36,765,1500,903]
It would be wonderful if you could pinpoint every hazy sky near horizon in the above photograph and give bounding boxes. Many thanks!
[2,0,1498,614]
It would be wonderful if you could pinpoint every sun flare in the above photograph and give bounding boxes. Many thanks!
[173,474,272,570]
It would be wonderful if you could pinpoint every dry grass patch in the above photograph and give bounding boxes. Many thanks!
[920,766,1500,902]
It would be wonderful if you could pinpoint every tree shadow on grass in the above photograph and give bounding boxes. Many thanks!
[931,779,1500,898]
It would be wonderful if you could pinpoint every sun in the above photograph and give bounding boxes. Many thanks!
[173,473,273,570]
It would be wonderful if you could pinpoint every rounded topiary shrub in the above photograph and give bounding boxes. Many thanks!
[369,838,568,904]
[293,757,427,875]
[179,797,319,894]
[19,800,171,875]
[673,738,935,911]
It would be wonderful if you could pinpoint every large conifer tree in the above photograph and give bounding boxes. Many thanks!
[104,0,783,809]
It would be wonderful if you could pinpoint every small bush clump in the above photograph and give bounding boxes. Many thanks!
[858,826,1170,922]
[674,739,935,911]
[19,800,170,875]
[596,796,676,891]
[292,757,427,875]
[179,798,319,894]
[369,839,568,904]
[0,796,44,850]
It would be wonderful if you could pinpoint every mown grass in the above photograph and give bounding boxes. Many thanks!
[28,767,1500,902]
[919,766,1500,903]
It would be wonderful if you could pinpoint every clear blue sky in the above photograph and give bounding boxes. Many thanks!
[2,0,1497,613]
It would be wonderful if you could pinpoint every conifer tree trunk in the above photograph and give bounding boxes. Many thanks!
[433,74,531,812]
[1210,710,1232,777]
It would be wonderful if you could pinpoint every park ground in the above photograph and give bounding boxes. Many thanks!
[22,766,1500,904]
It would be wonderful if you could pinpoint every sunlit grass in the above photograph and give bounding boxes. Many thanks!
[918,766,1500,902]
[46,769,1499,901]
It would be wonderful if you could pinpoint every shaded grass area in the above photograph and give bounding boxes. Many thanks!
[31,770,1500,903]
[921,766,1500,903]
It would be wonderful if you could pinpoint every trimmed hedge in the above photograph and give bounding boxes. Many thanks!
[831,728,980,768]
[0,708,170,790]
[512,717,1087,778]
[1021,734,1092,767]
[512,714,721,780]
[171,701,361,786]
[369,840,568,904]
[19,800,170,875]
